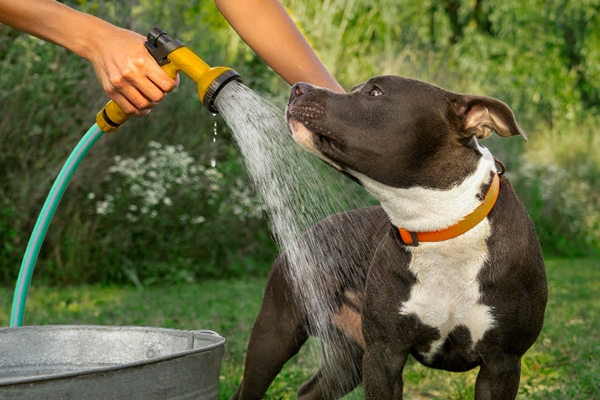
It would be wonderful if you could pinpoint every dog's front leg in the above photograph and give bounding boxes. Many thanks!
[474,356,522,400]
[363,343,408,399]
[230,258,310,400]
[362,233,414,399]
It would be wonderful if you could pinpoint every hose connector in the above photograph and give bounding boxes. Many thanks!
[96,101,130,133]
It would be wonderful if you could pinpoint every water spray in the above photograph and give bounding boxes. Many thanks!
[10,27,241,326]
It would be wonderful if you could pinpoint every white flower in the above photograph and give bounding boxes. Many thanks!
[96,198,113,215]
[97,140,264,224]
[191,216,206,224]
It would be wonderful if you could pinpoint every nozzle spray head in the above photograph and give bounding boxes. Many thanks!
[200,68,242,114]
[145,27,242,114]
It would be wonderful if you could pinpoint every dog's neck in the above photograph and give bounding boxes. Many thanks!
[353,143,498,232]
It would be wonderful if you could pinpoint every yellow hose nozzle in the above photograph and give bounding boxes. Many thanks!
[96,27,241,132]
[163,46,242,114]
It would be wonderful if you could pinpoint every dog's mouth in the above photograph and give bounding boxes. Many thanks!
[287,119,346,172]
[291,120,344,151]
[285,87,362,182]
[286,103,346,157]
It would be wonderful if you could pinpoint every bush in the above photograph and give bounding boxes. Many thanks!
[1,0,599,286]
[510,158,600,257]
[508,115,600,257]
[85,140,271,284]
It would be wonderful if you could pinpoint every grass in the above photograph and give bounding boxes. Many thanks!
[0,257,598,399]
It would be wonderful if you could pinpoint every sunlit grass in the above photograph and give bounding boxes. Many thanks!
[1,257,598,399]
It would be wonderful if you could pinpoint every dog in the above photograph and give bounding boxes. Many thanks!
[231,76,547,400]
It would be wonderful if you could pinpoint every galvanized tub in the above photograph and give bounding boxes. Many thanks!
[0,325,225,399]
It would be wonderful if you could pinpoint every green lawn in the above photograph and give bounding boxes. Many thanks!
[0,257,598,399]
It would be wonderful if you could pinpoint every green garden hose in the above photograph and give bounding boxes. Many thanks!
[10,124,104,326]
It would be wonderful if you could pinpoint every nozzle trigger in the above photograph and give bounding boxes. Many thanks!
[145,27,185,65]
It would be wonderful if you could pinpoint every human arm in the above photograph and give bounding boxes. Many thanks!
[214,0,345,93]
[0,0,176,115]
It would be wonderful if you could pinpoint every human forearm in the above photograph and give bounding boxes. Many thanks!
[215,0,344,93]
[0,0,109,60]
[0,0,176,115]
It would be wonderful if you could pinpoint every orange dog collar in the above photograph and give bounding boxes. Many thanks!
[398,173,500,246]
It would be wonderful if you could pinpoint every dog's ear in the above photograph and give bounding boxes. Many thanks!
[457,95,528,141]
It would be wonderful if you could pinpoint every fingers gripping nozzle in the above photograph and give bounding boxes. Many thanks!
[95,27,241,132]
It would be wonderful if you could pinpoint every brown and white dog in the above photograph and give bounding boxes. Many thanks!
[231,76,547,400]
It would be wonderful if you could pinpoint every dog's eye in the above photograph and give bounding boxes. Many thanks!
[369,87,383,97]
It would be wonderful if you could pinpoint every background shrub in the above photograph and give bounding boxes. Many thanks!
[0,0,598,285]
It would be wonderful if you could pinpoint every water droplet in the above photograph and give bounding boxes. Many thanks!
[211,114,218,167]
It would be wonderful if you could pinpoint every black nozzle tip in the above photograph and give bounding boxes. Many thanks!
[203,70,243,114]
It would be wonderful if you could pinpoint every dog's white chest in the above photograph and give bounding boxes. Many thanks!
[399,221,495,362]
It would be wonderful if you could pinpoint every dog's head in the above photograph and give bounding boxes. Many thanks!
[286,75,526,190]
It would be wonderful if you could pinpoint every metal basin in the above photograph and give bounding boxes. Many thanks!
[0,325,225,399]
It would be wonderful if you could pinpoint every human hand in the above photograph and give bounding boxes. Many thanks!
[87,27,178,116]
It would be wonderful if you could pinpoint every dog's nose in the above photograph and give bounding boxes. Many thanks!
[290,82,313,101]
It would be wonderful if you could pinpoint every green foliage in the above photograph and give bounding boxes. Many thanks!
[510,158,600,257]
[509,114,600,257]
[275,0,600,257]
[0,0,598,285]
[0,208,18,283]
[85,140,271,284]
[0,1,281,285]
